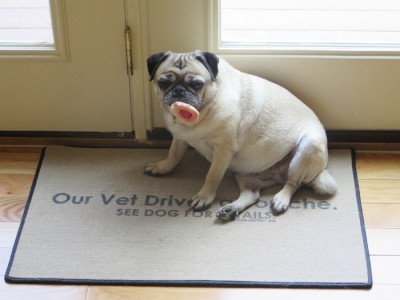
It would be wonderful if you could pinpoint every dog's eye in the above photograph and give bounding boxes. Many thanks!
[158,78,171,90]
[189,80,205,90]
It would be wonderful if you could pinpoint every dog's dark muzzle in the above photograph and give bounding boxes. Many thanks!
[171,84,186,98]
[163,84,201,109]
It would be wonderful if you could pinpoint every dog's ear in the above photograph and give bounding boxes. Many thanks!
[147,52,170,81]
[195,51,219,81]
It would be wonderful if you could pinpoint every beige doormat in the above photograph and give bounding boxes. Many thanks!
[6,146,372,288]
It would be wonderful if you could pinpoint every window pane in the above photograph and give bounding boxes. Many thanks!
[0,0,54,46]
[220,0,400,51]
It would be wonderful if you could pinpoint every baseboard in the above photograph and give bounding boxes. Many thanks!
[146,128,400,143]
[148,129,400,150]
[327,130,400,150]
[326,130,400,143]
[0,131,136,139]
[0,131,169,148]
[0,130,399,150]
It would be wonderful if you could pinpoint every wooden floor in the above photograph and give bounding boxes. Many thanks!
[0,146,399,300]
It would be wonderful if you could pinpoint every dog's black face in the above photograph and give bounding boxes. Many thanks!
[157,73,205,109]
[147,50,219,111]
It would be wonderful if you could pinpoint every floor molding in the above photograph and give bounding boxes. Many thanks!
[0,130,399,150]
[326,130,400,144]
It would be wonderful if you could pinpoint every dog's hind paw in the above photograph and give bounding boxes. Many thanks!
[216,204,239,221]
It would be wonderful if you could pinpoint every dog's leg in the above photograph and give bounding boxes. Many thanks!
[190,146,233,211]
[216,174,261,221]
[144,138,188,176]
[271,135,328,215]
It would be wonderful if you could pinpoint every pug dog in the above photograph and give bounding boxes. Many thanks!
[145,50,337,221]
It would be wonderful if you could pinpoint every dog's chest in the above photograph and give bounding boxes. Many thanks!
[187,140,214,163]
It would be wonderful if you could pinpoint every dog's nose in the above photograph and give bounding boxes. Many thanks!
[173,90,183,97]
[172,85,185,97]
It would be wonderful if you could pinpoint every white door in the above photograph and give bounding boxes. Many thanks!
[137,0,400,131]
[0,0,133,133]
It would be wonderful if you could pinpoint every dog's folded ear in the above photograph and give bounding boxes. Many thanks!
[194,51,219,81]
[147,52,170,81]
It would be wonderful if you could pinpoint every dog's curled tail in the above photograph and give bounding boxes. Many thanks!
[309,170,338,196]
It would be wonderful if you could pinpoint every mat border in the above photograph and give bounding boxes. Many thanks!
[5,148,373,289]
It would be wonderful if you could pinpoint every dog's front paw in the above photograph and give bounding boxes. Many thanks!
[270,194,290,215]
[144,160,174,176]
[216,204,239,221]
[189,192,215,211]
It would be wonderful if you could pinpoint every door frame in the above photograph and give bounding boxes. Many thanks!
[127,0,151,139]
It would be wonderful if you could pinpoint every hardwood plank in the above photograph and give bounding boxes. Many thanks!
[86,284,400,300]
[0,147,43,154]
[0,148,41,175]
[0,248,12,276]
[0,277,88,300]
[367,229,400,256]
[0,174,33,197]
[363,203,400,229]
[0,223,19,248]
[370,256,400,285]
[0,174,32,221]
[359,180,400,204]
[0,198,27,222]
[356,152,400,180]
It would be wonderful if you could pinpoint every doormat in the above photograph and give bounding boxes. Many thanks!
[6,146,372,288]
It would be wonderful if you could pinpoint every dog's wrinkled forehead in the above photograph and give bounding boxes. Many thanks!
[147,50,219,82]
[171,53,191,70]
[162,53,205,78]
